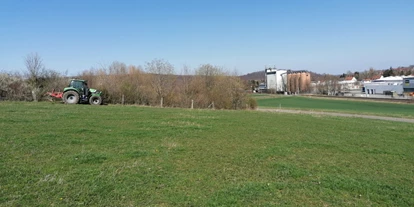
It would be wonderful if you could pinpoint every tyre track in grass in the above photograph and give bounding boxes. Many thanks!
[257,108,414,123]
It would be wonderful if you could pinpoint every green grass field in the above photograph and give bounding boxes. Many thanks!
[256,95,414,118]
[1,102,414,206]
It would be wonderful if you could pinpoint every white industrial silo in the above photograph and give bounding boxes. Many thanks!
[265,68,287,92]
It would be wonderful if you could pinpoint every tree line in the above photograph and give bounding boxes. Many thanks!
[339,66,414,81]
[0,53,68,102]
[0,53,256,109]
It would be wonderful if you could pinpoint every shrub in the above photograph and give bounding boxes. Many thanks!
[247,97,258,109]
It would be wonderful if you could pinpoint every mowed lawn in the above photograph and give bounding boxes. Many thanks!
[256,95,414,118]
[1,102,414,206]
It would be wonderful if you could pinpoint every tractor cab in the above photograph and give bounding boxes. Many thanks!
[68,79,88,91]
[66,79,89,101]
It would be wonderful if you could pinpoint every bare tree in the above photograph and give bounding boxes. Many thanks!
[25,53,46,101]
[196,64,224,90]
[326,75,340,95]
[176,65,195,107]
[108,61,128,75]
[75,60,252,109]
[368,67,377,79]
[145,59,176,107]
[24,53,67,102]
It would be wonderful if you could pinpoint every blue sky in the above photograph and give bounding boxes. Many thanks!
[0,0,413,75]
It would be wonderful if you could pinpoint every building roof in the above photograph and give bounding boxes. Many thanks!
[373,75,414,82]
[344,76,354,81]
[378,76,403,81]
[288,70,309,74]
[372,75,382,80]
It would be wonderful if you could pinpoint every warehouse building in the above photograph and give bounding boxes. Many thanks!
[403,77,414,93]
[363,76,414,95]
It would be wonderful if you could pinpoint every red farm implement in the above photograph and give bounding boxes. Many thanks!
[46,90,63,99]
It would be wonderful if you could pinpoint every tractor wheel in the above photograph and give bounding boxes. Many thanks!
[63,91,79,104]
[89,96,102,105]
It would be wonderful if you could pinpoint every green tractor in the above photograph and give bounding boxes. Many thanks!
[61,79,103,105]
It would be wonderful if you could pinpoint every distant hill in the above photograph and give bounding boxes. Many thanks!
[240,70,265,81]
[387,66,414,76]
[308,72,325,81]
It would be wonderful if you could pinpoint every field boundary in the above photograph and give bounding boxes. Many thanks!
[257,108,414,123]
[305,95,414,104]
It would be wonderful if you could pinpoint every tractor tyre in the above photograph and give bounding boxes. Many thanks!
[89,96,102,105]
[63,91,79,104]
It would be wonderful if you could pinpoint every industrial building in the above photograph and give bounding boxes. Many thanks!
[363,82,403,95]
[287,71,311,93]
[265,68,287,92]
[265,68,311,93]
[403,77,414,93]
[362,76,414,95]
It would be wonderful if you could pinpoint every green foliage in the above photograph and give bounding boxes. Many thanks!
[354,71,360,80]
[382,68,395,77]
[1,102,413,206]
